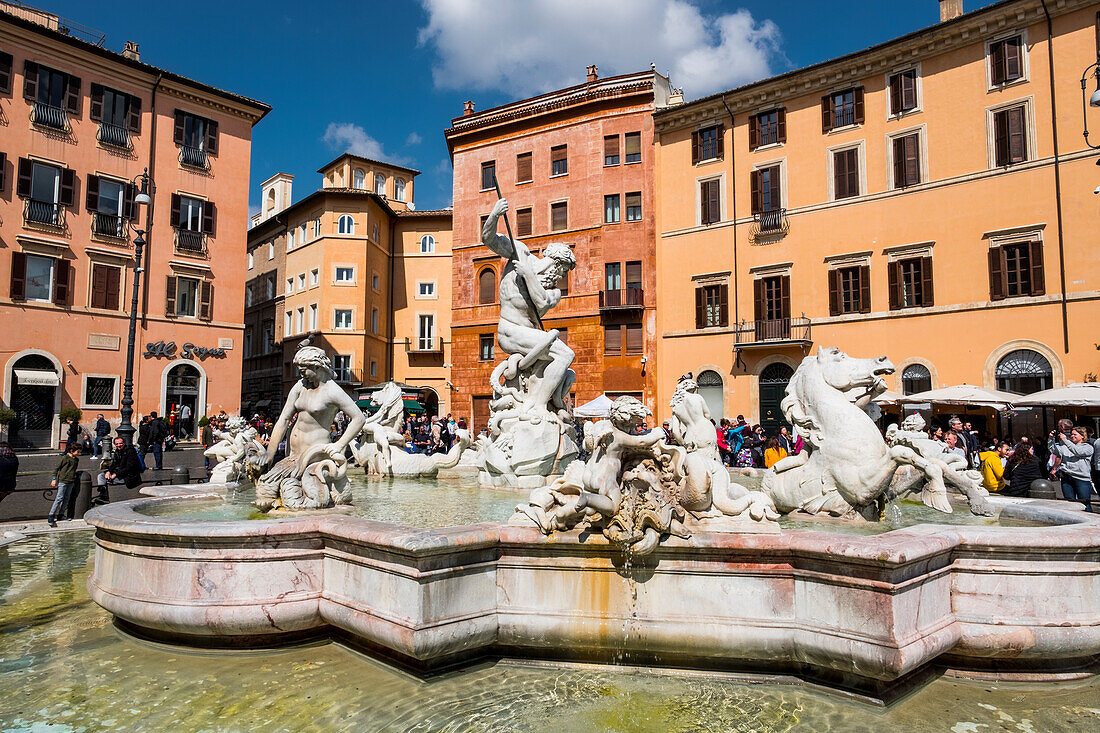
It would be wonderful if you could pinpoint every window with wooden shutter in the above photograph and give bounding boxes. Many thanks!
[890,69,918,115]
[9,251,26,300]
[892,133,920,188]
[624,132,641,163]
[89,83,104,121]
[165,275,178,316]
[85,174,100,212]
[833,148,859,199]
[988,248,1006,301]
[754,110,781,148]
[59,168,76,208]
[478,268,496,304]
[480,160,496,190]
[858,264,871,314]
[828,268,840,316]
[695,287,705,328]
[202,200,216,236]
[625,324,643,355]
[750,170,761,214]
[516,207,532,236]
[691,129,700,164]
[52,259,71,305]
[550,201,567,231]
[990,36,1024,85]
[748,114,760,150]
[993,106,1027,166]
[90,263,108,309]
[22,60,38,101]
[694,124,722,162]
[170,193,182,227]
[604,324,622,355]
[625,261,642,290]
[0,152,6,192]
[516,152,532,182]
[625,192,641,222]
[173,110,185,144]
[821,94,833,133]
[16,157,32,197]
[853,87,865,125]
[604,135,620,166]
[1028,241,1045,296]
[919,256,934,306]
[700,179,720,224]
[550,145,567,176]
[127,95,141,133]
[0,51,11,95]
[199,281,213,321]
[204,119,218,156]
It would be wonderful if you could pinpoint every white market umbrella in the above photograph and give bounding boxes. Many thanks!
[898,384,1019,408]
[1012,383,1100,408]
[874,390,901,404]
[574,394,614,418]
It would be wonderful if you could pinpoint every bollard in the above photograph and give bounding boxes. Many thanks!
[72,470,93,519]
[173,465,191,485]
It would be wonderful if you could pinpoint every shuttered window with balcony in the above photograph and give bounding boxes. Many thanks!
[750,165,781,214]
[23,61,80,130]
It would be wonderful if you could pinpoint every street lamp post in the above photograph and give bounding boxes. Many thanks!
[1082,55,1100,150]
[116,169,153,446]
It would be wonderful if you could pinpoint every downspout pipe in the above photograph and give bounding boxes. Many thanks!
[387,214,396,382]
[720,94,741,358]
[1039,0,1070,354]
[142,73,162,329]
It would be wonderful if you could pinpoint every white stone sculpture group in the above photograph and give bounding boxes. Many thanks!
[203,415,264,485]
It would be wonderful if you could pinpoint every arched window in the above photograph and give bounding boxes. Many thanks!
[478,268,496,304]
[901,364,932,395]
[353,169,366,189]
[696,369,724,422]
[996,349,1052,395]
[265,188,276,213]
[420,234,435,253]
[374,174,386,196]
[394,178,406,201]
[338,214,355,235]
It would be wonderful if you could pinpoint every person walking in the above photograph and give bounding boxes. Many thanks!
[1048,425,1095,512]
[0,441,19,506]
[148,412,167,470]
[92,414,111,459]
[94,436,144,505]
[1003,441,1043,497]
[179,403,192,439]
[47,443,81,526]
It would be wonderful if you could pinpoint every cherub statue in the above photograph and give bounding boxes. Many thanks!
[204,415,262,484]
[885,413,992,515]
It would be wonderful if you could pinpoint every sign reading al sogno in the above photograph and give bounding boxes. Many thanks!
[143,340,227,360]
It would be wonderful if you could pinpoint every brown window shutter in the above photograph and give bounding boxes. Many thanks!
[105,265,121,310]
[10,251,26,300]
[695,286,705,329]
[202,200,216,235]
[828,268,840,316]
[604,134,619,161]
[892,137,905,188]
[551,201,567,230]
[624,132,641,160]
[1004,36,1022,81]
[16,157,32,197]
[821,95,832,133]
[779,275,791,320]
[777,108,786,144]
[85,174,100,212]
[59,168,76,207]
[479,268,495,304]
[716,123,724,159]
[853,87,865,124]
[625,324,643,354]
[52,259,71,305]
[859,264,871,313]
[699,181,709,223]
[0,152,6,192]
[123,182,136,220]
[64,75,81,116]
[904,134,920,185]
[991,41,1006,85]
[604,325,622,355]
[887,260,900,310]
[920,256,934,306]
[173,110,185,145]
[707,179,720,222]
[833,150,847,198]
[749,170,761,215]
[199,281,213,321]
[718,283,729,327]
[127,95,141,133]
[691,130,700,164]
[902,71,917,110]
[889,73,902,115]
[90,263,107,309]
[988,248,1005,301]
[170,193,182,227]
[204,119,218,155]
[1007,106,1026,163]
[0,51,12,95]
[89,83,104,121]
[993,110,1010,166]
[847,149,859,196]
[22,60,38,101]
[165,276,177,316]
[516,152,532,182]
[753,278,764,322]
[768,167,780,209]
[1028,241,1045,296]
[516,207,532,236]
[748,114,759,150]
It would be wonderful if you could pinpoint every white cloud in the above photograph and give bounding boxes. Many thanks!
[321,123,410,164]
[417,0,782,98]
[406,131,423,145]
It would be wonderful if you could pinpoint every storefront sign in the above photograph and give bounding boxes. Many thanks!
[143,340,227,360]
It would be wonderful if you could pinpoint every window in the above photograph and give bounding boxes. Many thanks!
[265,276,274,300]
[993,105,1028,166]
[91,85,139,146]
[699,178,721,224]
[20,254,56,302]
[989,35,1024,86]
[516,152,532,183]
[604,194,620,223]
[335,267,354,283]
[625,324,643,355]
[557,270,569,296]
[750,165,781,214]
[83,376,118,408]
[420,234,435,253]
[333,355,352,383]
[550,201,568,231]
[691,124,723,163]
[300,223,307,243]
[695,283,728,328]
[23,61,79,130]
[889,69,918,115]
[243,329,253,358]
[888,256,934,309]
[89,263,121,310]
[372,273,380,290]
[370,361,378,378]
[263,321,274,353]
[625,261,642,291]
[828,265,870,315]
[996,349,1052,395]
[624,132,641,163]
[625,192,642,222]
[832,147,860,200]
[313,217,322,238]
[287,229,295,250]
[516,207,533,236]
[285,311,292,334]
[248,251,254,269]
[372,222,379,241]
[753,275,791,338]
[170,276,201,318]
[287,277,294,294]
[479,334,494,361]
[603,325,621,355]
[297,273,306,290]
[0,51,12,95]
[296,307,304,333]
[989,241,1044,300]
[310,269,319,287]
[821,88,864,132]
[245,285,253,307]
[371,307,379,333]
[16,159,74,226]
[87,175,132,237]
[418,281,435,297]
[892,133,921,188]
[309,303,318,331]
[481,161,496,191]
[334,309,353,329]
[173,110,217,168]
[338,214,354,234]
[417,314,435,350]
[374,174,386,196]
[269,242,274,260]
[604,135,620,166]
[901,364,932,395]
[170,194,214,252]
[605,262,621,291]
[478,268,496,304]
[550,145,568,176]
[395,178,406,201]
[749,109,785,149]
[353,169,366,189]
[603,324,644,356]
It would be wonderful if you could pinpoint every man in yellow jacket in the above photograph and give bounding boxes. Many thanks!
[978,441,1010,492]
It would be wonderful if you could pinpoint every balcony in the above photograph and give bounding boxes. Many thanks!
[333,367,364,385]
[598,286,644,310]
[750,208,789,242]
[179,145,209,171]
[175,229,207,255]
[733,316,812,349]
[30,102,70,133]
[24,199,65,229]
[92,212,127,239]
[405,337,444,354]
[97,122,132,150]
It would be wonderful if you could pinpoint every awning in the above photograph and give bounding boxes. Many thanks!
[1012,383,1100,408]
[898,384,1018,408]
[574,394,614,418]
[355,397,425,414]
[403,399,425,413]
[13,369,60,387]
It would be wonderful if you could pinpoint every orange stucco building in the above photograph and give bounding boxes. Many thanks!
[653,0,1099,434]
[0,4,268,448]
[446,67,672,429]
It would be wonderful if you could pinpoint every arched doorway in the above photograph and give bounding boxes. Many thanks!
[758,362,793,432]
[165,363,201,437]
[419,387,439,418]
[901,364,932,395]
[996,349,1052,395]
[7,353,61,449]
[696,370,724,422]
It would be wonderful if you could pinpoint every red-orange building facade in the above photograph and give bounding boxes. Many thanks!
[445,69,672,428]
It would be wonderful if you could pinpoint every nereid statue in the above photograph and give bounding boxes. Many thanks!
[203,415,264,484]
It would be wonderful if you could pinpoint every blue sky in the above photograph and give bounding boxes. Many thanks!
[43,0,1002,212]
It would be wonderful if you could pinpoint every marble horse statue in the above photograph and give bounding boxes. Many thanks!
[203,415,264,485]
[255,346,365,512]
[356,429,473,478]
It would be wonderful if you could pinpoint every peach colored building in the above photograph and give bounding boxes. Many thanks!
[445,67,672,429]
[0,5,268,448]
[259,154,453,415]
[653,0,1100,435]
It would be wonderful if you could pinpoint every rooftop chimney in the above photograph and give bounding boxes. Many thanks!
[122,41,140,60]
[586,65,598,83]
[939,0,963,22]
[463,100,475,116]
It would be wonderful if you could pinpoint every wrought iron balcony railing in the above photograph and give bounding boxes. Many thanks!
[179,145,209,170]
[175,229,207,255]
[598,287,644,310]
[96,122,132,149]
[24,199,65,228]
[30,102,69,132]
[750,208,789,241]
[734,316,812,345]
[92,212,126,238]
